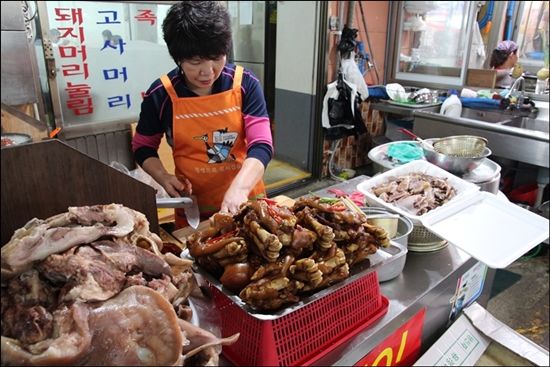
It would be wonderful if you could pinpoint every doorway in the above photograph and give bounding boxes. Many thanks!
[227,1,313,194]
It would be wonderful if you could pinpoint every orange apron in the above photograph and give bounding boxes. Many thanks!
[160,66,266,229]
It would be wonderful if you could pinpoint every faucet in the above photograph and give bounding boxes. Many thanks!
[505,76,525,108]
[502,76,539,117]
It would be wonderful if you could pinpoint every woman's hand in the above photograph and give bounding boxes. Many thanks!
[219,158,265,215]
[220,187,248,215]
[142,157,192,197]
[159,173,191,198]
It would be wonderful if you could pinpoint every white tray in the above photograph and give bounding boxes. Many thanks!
[358,160,480,225]
[422,192,549,269]
[357,161,550,268]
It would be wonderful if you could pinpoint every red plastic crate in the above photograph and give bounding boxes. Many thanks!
[208,271,388,366]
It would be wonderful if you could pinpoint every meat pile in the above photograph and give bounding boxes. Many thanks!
[187,196,390,311]
[1,137,15,147]
[368,172,458,216]
[1,204,239,366]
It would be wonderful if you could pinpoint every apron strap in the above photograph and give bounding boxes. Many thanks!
[233,65,244,92]
[160,74,179,100]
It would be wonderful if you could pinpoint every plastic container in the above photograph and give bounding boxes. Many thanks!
[208,272,388,366]
[440,93,462,117]
[507,182,538,207]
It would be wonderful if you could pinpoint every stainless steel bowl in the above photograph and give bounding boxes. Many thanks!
[422,146,492,175]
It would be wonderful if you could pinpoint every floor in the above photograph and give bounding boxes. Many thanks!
[275,163,550,353]
[263,158,311,191]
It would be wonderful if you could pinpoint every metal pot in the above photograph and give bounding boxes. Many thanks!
[362,207,413,247]
[422,146,492,175]
[475,172,501,195]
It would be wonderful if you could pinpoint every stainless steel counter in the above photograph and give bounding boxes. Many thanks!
[370,101,442,117]
[308,176,496,366]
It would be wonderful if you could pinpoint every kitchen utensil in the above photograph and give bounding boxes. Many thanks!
[176,174,200,229]
[366,214,400,238]
[432,135,488,157]
[422,145,492,175]
[407,88,434,104]
[367,241,408,282]
[397,128,434,150]
[361,208,414,247]
[156,197,193,208]
[185,195,200,229]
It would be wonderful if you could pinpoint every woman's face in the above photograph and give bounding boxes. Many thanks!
[504,50,519,69]
[510,51,519,65]
[181,56,226,95]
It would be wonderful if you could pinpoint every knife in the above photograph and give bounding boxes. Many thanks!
[185,195,200,229]
[174,174,200,229]
[156,197,193,208]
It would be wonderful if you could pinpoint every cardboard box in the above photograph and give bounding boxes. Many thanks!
[414,302,549,366]
[466,69,497,88]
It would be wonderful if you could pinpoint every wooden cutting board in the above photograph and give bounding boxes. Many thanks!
[171,195,295,244]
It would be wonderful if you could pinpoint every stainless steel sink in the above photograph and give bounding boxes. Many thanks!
[459,107,514,124]
[502,116,549,133]
[411,107,549,168]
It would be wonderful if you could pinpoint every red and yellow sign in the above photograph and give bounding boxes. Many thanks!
[355,308,426,366]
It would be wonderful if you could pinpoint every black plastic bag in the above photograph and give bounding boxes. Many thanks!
[338,25,358,54]
[324,73,367,140]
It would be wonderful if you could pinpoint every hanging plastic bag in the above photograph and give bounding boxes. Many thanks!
[341,52,369,100]
[469,22,486,69]
[110,161,170,199]
[322,73,368,140]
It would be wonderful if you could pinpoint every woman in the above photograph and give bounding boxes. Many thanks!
[132,1,273,229]
[489,40,519,88]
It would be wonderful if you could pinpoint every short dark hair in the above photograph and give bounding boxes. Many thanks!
[102,29,112,40]
[162,1,232,65]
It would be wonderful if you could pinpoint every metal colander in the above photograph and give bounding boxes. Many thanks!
[408,224,448,252]
[433,135,488,157]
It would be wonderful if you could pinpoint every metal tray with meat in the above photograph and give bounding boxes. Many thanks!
[180,195,405,319]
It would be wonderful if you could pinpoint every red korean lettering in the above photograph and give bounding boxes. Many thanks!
[61,63,89,79]
[134,10,157,25]
[65,82,93,115]
[58,27,85,43]
[54,8,83,25]
[59,45,87,62]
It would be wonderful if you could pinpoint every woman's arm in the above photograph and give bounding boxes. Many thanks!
[141,157,188,198]
[220,157,265,214]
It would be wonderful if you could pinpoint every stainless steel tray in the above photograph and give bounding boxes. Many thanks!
[369,241,408,282]
[187,240,404,320]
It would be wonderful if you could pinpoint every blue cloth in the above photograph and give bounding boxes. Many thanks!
[367,85,390,99]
